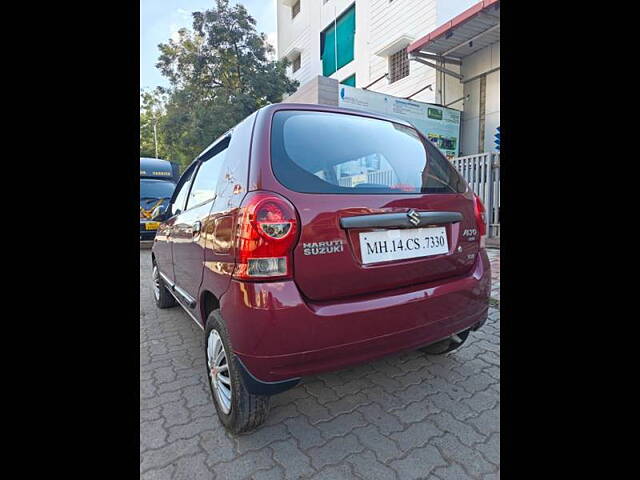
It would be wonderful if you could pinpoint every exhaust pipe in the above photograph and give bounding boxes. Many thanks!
[450,333,463,344]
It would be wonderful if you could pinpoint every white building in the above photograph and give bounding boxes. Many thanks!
[276,0,500,156]
[407,0,500,154]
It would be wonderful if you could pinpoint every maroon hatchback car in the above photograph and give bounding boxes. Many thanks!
[150,103,491,433]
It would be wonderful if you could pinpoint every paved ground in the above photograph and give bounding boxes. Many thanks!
[141,249,500,480]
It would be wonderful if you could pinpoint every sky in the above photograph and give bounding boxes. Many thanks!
[140,0,277,90]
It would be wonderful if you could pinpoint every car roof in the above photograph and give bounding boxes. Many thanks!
[258,102,416,129]
[140,157,173,171]
[186,103,420,171]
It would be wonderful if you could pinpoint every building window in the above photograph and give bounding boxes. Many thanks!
[341,74,355,87]
[292,53,301,73]
[389,47,410,83]
[320,5,355,77]
[292,0,300,19]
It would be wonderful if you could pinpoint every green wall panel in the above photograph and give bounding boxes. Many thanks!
[321,5,355,77]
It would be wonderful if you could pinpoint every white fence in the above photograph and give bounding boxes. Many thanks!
[338,170,394,188]
[451,152,500,239]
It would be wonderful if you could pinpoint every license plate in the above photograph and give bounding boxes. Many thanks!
[145,222,159,231]
[359,227,449,264]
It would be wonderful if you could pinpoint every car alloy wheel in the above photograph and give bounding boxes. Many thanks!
[152,265,161,301]
[207,329,232,414]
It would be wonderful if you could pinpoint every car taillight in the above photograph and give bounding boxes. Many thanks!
[233,192,298,280]
[473,194,487,247]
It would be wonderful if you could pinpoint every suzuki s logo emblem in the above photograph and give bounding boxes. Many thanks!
[407,209,420,226]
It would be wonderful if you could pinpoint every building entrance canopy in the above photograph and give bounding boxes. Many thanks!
[407,0,500,80]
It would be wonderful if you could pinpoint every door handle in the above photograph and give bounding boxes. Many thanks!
[192,221,202,234]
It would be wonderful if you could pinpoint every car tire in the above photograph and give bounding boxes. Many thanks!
[152,263,177,309]
[205,310,271,434]
[419,329,471,355]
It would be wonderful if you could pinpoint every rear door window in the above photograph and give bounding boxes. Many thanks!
[270,110,466,194]
[186,139,229,210]
[170,166,195,216]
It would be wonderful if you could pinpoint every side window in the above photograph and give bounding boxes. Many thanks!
[186,142,229,209]
[170,166,195,217]
[388,47,410,83]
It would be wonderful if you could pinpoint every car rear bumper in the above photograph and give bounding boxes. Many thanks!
[220,249,491,391]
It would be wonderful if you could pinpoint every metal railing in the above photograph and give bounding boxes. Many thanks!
[451,152,500,238]
[367,170,393,186]
[338,170,394,188]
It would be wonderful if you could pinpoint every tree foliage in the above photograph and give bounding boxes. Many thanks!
[140,0,298,167]
[139,87,169,159]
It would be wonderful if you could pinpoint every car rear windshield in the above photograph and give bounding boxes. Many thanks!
[270,110,466,194]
